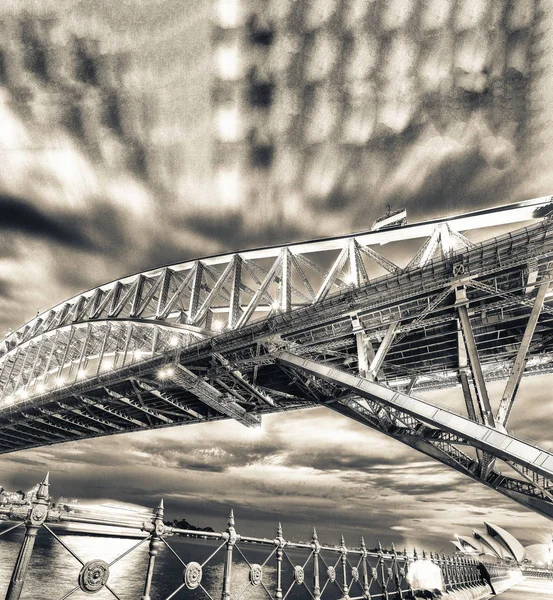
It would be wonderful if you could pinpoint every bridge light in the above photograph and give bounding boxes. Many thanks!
[102,361,113,371]
[36,383,45,393]
[55,377,65,387]
[158,367,175,379]
[212,320,224,332]
[77,369,87,380]
[17,389,28,399]
[170,336,179,347]
[342,273,355,285]
[4,396,13,405]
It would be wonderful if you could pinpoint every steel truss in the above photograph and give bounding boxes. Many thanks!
[2,196,553,521]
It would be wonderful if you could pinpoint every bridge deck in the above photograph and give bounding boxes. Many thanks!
[496,577,553,598]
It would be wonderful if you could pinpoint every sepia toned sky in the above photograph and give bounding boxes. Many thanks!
[1,0,553,551]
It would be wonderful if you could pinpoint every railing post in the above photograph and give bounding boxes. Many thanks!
[339,536,349,600]
[360,538,370,599]
[6,473,50,600]
[312,528,321,600]
[275,523,285,600]
[391,543,401,598]
[378,542,388,600]
[141,498,164,600]
[221,510,237,600]
[453,555,460,589]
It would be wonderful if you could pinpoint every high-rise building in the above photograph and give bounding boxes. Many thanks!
[211,0,539,224]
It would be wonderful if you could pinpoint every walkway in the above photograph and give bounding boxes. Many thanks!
[497,577,553,598]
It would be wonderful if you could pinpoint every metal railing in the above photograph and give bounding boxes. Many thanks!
[0,475,523,600]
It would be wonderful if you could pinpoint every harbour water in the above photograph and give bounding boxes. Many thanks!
[0,526,322,600]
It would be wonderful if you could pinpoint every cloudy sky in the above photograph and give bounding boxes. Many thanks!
[1,0,553,552]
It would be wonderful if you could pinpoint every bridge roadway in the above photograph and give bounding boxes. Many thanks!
[3,196,553,521]
[496,577,553,598]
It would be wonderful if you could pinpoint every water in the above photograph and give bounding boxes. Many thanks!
[0,526,332,600]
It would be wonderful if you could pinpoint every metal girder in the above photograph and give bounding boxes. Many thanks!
[80,396,146,428]
[274,350,553,519]
[135,380,205,421]
[455,290,495,428]
[171,365,260,427]
[367,322,398,381]
[496,282,549,427]
[212,353,275,407]
[351,315,374,379]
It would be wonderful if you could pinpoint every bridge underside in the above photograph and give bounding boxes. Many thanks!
[2,198,553,520]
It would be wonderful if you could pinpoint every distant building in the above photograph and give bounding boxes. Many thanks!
[453,521,533,563]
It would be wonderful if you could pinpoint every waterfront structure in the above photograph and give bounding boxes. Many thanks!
[2,197,553,521]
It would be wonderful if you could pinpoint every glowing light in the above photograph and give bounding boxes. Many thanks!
[245,425,264,441]
[406,559,444,593]
[271,301,280,311]
[102,361,113,371]
[217,169,240,207]
[4,396,13,405]
[17,389,28,399]
[217,0,239,28]
[158,367,175,379]
[217,107,240,142]
[217,44,239,79]
[77,369,87,380]
[55,377,65,387]
[212,320,224,332]
[36,383,45,394]
[170,336,179,347]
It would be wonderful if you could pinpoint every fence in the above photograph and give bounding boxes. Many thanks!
[0,475,521,600]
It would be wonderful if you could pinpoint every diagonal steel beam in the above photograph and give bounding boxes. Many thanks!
[273,350,553,518]
[171,365,260,427]
[496,281,549,427]
[455,287,495,428]
[366,322,398,381]
[274,351,553,482]
[135,380,205,420]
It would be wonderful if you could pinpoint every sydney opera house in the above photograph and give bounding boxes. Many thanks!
[454,522,553,566]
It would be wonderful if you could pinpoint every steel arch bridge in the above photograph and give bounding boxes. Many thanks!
[3,196,553,520]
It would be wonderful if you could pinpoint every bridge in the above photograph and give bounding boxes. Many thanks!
[3,196,553,520]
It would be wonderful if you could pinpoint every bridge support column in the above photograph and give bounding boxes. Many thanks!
[367,322,398,381]
[455,288,494,428]
[141,499,164,600]
[351,316,375,378]
[6,474,49,600]
[221,510,237,600]
[496,281,549,427]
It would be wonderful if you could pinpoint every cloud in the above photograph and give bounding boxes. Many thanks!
[0,194,94,249]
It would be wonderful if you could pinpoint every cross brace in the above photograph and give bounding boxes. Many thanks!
[274,350,553,520]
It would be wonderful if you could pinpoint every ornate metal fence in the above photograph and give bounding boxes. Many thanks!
[0,475,521,600]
